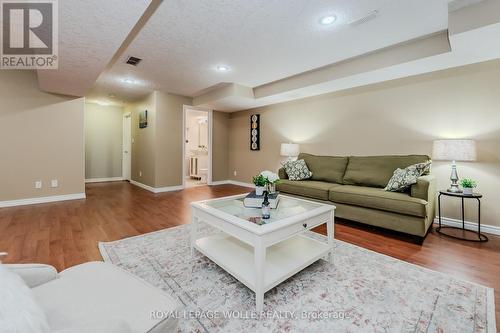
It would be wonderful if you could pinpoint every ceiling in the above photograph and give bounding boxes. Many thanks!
[38,0,500,111]
[37,0,152,98]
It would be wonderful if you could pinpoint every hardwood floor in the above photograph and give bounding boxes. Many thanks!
[1,181,499,327]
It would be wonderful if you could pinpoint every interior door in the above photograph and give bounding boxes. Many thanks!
[122,113,131,181]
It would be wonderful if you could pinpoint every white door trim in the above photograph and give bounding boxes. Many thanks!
[122,112,132,181]
[182,105,213,189]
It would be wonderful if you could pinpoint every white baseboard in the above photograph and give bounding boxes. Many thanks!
[155,185,184,193]
[434,217,500,236]
[85,177,124,183]
[0,193,86,208]
[130,180,183,193]
[208,180,254,188]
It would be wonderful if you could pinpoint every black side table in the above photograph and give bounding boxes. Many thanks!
[437,190,488,242]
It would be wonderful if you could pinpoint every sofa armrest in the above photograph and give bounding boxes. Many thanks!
[411,175,436,201]
[278,168,288,180]
[5,264,58,288]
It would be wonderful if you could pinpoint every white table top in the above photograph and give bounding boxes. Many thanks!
[191,193,335,235]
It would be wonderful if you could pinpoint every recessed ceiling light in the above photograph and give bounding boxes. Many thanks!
[96,101,110,106]
[123,78,136,84]
[216,65,230,72]
[320,15,337,25]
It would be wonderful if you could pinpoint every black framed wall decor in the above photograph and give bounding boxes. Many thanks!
[250,114,260,151]
[139,110,148,128]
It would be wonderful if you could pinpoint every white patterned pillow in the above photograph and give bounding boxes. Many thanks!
[282,159,312,181]
[385,161,432,192]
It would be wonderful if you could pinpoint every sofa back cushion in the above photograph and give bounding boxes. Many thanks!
[299,153,349,184]
[343,155,430,188]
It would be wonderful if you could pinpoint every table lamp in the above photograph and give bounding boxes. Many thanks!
[432,139,476,193]
[280,143,299,161]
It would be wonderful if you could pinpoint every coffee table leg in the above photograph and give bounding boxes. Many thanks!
[254,240,265,312]
[327,212,334,264]
[190,215,198,256]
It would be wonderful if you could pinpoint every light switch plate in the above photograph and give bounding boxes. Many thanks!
[51,179,58,188]
[35,181,42,189]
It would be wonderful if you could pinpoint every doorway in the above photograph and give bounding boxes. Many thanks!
[122,113,131,181]
[183,106,212,188]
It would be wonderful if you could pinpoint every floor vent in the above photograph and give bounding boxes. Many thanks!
[125,56,142,66]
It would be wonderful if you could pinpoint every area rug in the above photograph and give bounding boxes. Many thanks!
[99,225,496,332]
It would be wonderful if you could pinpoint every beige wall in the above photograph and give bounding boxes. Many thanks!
[228,60,500,227]
[127,91,192,188]
[0,71,85,201]
[212,111,229,182]
[127,92,157,187]
[155,91,192,187]
[85,103,124,180]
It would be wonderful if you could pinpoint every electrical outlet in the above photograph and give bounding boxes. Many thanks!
[233,170,237,176]
[35,181,42,189]
[51,179,58,188]
[139,171,142,177]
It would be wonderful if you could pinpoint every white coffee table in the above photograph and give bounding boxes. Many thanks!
[190,193,335,311]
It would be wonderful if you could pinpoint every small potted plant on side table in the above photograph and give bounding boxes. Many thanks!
[253,174,266,196]
[460,178,477,195]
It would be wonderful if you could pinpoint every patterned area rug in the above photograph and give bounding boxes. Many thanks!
[99,225,496,332]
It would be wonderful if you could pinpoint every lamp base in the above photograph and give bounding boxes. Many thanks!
[447,161,462,193]
[447,186,463,193]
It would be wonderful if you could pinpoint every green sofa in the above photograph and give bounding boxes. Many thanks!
[277,153,436,241]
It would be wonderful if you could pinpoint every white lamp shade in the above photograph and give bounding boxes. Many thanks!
[432,139,476,161]
[280,143,300,157]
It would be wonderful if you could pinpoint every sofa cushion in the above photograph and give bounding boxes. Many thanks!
[0,264,50,333]
[277,180,340,201]
[33,262,179,333]
[329,185,427,217]
[298,153,349,184]
[343,155,430,188]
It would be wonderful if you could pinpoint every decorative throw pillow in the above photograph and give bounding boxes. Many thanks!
[384,161,432,192]
[0,264,50,333]
[414,160,432,175]
[282,159,313,181]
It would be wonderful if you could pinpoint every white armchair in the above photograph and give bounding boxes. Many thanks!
[6,264,58,288]
[3,262,180,333]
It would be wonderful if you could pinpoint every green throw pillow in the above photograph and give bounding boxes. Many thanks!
[385,161,432,192]
[282,159,313,181]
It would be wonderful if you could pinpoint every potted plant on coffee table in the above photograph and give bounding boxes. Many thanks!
[253,174,267,196]
[260,170,280,194]
[460,178,477,195]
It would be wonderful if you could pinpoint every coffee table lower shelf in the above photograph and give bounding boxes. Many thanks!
[194,233,331,295]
